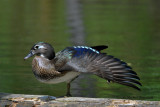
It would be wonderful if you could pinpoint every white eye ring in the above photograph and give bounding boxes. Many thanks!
[34,45,39,49]
[34,45,45,49]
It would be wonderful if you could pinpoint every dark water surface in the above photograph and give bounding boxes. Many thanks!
[0,0,70,97]
[0,0,160,101]
[83,0,160,101]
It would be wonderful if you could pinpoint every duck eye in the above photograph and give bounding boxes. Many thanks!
[34,45,39,49]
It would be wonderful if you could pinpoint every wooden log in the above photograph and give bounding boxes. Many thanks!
[0,93,160,107]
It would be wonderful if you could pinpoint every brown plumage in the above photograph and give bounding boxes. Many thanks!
[32,56,68,82]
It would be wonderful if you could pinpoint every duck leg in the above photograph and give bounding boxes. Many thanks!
[66,83,72,96]
[66,76,79,97]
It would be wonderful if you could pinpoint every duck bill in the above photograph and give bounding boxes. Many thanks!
[24,51,34,60]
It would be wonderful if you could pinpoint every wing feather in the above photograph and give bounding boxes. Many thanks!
[65,52,141,90]
[54,46,141,90]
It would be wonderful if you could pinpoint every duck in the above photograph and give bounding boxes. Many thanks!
[24,42,141,96]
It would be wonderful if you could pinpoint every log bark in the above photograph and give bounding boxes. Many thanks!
[0,93,159,107]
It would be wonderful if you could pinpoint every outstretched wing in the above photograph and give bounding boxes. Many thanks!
[54,45,107,70]
[57,46,142,90]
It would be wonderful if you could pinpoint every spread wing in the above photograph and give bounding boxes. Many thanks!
[54,45,107,70]
[54,46,142,90]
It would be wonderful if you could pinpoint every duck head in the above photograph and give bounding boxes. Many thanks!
[24,42,55,60]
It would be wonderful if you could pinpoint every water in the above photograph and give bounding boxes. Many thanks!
[82,0,160,101]
[0,0,70,97]
[0,0,160,101]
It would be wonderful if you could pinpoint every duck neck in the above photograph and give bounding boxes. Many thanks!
[40,49,55,60]
[44,51,55,60]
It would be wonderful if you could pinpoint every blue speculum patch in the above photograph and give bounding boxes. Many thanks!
[73,46,100,57]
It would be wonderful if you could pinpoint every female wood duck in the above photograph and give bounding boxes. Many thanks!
[24,42,141,96]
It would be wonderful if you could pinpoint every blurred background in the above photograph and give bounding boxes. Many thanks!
[0,0,160,101]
